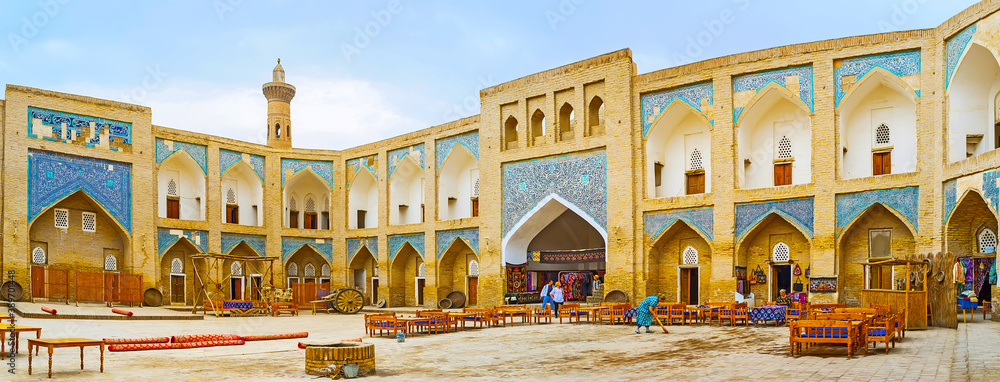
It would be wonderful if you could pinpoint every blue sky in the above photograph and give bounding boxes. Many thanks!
[0,0,979,150]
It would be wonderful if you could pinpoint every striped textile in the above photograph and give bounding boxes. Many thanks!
[103,337,170,344]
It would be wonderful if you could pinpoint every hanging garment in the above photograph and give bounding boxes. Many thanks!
[974,258,994,295]
[953,261,966,284]
[989,259,998,285]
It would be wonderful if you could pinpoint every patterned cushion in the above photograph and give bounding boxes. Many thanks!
[869,329,887,336]
[800,333,848,339]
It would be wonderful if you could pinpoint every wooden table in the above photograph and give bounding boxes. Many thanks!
[1,314,14,323]
[575,306,603,323]
[685,306,715,324]
[1,325,42,354]
[27,338,105,379]
[395,316,428,336]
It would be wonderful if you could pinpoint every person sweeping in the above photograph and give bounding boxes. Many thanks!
[635,295,660,333]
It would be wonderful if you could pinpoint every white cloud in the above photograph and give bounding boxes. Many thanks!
[41,39,81,58]
[59,75,428,151]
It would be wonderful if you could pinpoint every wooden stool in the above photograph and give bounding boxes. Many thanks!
[984,301,992,320]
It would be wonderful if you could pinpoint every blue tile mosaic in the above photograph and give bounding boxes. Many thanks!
[282,159,334,188]
[835,187,919,234]
[436,229,479,259]
[221,233,267,257]
[388,143,425,178]
[644,207,714,243]
[735,198,814,241]
[27,107,132,150]
[946,24,977,89]
[220,149,265,183]
[155,138,208,174]
[732,65,814,121]
[502,150,607,237]
[157,228,208,258]
[435,131,479,170]
[347,237,379,261]
[346,155,379,188]
[984,169,1000,215]
[834,50,921,107]
[28,150,132,233]
[388,233,425,261]
[641,82,714,137]
[282,237,333,263]
[943,179,958,224]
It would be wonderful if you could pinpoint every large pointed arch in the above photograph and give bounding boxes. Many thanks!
[438,143,478,220]
[837,202,917,245]
[29,190,131,275]
[645,98,713,198]
[837,202,916,303]
[220,160,263,226]
[437,238,479,303]
[30,189,131,237]
[158,150,207,220]
[946,188,1000,258]
[159,238,200,305]
[347,245,377,300]
[736,83,813,189]
[646,219,712,303]
[838,67,919,179]
[284,167,330,229]
[502,194,608,265]
[389,242,425,307]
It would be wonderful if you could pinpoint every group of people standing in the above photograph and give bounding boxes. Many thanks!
[539,281,564,317]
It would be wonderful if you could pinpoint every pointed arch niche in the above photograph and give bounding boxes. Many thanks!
[284,169,330,229]
[389,156,424,225]
[348,169,378,229]
[837,203,916,303]
[438,145,478,221]
[736,213,811,302]
[737,86,812,189]
[838,69,918,179]
[158,152,206,220]
[647,220,712,304]
[221,161,263,226]
[948,43,1000,162]
[646,100,712,198]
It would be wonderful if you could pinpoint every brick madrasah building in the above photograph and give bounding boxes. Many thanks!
[2,3,999,310]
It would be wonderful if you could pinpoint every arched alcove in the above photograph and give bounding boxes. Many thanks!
[389,243,424,307]
[348,169,378,229]
[839,69,918,179]
[837,203,916,304]
[29,191,130,277]
[737,86,812,189]
[437,239,479,305]
[158,152,206,220]
[284,169,330,229]
[949,43,1000,162]
[647,220,712,304]
[389,156,424,225]
[646,100,712,198]
[736,213,811,301]
[558,103,574,141]
[220,161,263,226]
[438,145,478,221]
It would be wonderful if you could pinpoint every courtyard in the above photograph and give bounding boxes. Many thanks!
[6,306,999,381]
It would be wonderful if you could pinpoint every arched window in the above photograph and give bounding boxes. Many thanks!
[531,109,546,143]
[287,262,298,276]
[167,179,178,196]
[469,260,480,276]
[772,242,790,262]
[777,136,793,159]
[171,258,183,274]
[979,228,997,253]
[321,264,330,277]
[231,261,243,276]
[105,255,118,271]
[32,247,46,264]
[589,96,604,127]
[305,197,315,212]
[304,263,316,277]
[226,188,237,204]
[689,148,704,171]
[874,123,891,146]
[682,246,699,265]
[559,103,574,140]
[275,123,281,138]
[504,116,519,149]
[418,263,426,278]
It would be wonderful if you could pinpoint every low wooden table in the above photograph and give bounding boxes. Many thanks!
[1,325,42,354]
[271,302,299,316]
[27,338,105,379]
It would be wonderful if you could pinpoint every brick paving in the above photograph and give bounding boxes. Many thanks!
[6,310,999,380]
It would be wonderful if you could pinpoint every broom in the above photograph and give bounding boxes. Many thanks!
[650,306,669,333]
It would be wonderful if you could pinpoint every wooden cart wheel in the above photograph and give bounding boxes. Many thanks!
[333,288,364,314]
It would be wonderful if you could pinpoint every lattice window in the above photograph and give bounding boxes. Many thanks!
[324,197,330,211]
[418,263,426,278]
[689,149,704,170]
[874,123,890,146]
[54,208,69,229]
[469,260,480,276]
[289,198,297,211]
[167,179,178,196]
[777,137,793,159]
[82,212,97,232]
[473,178,480,197]
[231,261,243,276]
[171,258,183,274]
[979,228,997,253]
[305,198,315,212]
[682,246,699,265]
[772,242,790,262]
[287,263,298,276]
[105,255,117,271]
[32,247,46,264]
[226,188,237,204]
[304,263,316,277]
[321,264,330,277]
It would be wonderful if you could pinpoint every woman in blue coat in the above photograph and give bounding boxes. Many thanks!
[635,296,660,334]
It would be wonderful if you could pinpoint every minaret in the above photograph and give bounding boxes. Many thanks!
[262,59,296,148]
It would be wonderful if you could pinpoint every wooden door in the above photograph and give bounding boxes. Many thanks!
[31,266,45,298]
[357,210,367,229]
[679,269,691,304]
[305,213,317,229]
[686,173,705,195]
[231,277,243,300]
[290,211,299,228]
[472,199,479,217]
[105,273,120,303]
[688,268,699,305]
[873,152,891,176]
[417,278,425,305]
[774,163,792,186]
[250,276,262,300]
[372,278,379,304]
[166,197,180,219]
[226,205,239,224]
[468,277,479,306]
[170,275,185,304]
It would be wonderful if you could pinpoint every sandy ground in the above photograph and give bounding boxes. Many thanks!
[5,309,997,381]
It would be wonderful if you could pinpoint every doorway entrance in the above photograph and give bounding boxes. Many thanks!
[771,264,791,301]
[679,267,699,305]
[467,276,478,306]
[249,275,262,300]
[371,277,379,304]
[230,277,244,300]
[416,278,425,305]
[170,274,185,304]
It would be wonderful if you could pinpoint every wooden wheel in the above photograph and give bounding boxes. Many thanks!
[333,288,364,314]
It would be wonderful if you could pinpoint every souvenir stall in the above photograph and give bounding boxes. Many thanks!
[859,258,927,329]
[505,248,606,304]
[954,254,996,313]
